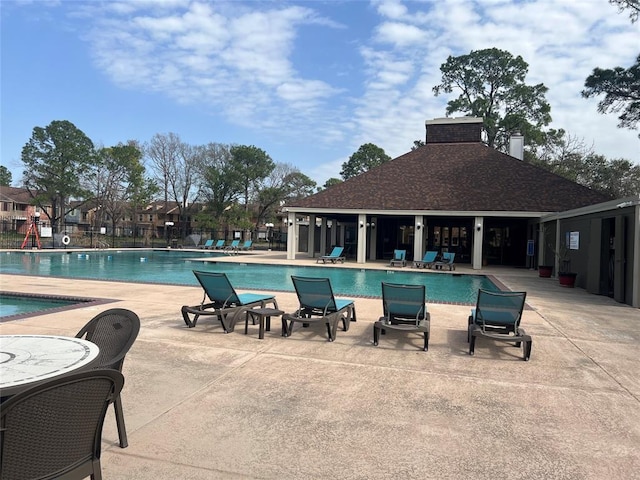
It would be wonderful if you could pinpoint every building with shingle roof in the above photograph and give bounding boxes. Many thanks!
[282,117,639,307]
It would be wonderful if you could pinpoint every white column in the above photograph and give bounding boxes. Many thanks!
[369,217,378,261]
[472,216,484,270]
[319,218,327,256]
[538,223,546,265]
[330,219,337,250]
[308,215,316,257]
[357,214,367,264]
[414,215,424,263]
[286,214,296,260]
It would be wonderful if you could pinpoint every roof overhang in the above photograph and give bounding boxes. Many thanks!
[540,195,640,221]
[283,207,551,219]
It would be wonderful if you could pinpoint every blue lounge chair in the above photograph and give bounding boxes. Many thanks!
[181,271,278,329]
[432,252,455,270]
[389,249,406,267]
[413,251,437,268]
[240,240,253,250]
[213,240,225,249]
[200,239,214,249]
[468,289,531,361]
[373,282,430,351]
[316,246,345,264]
[224,240,240,255]
[282,276,356,341]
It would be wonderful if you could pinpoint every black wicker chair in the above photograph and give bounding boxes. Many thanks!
[0,369,124,480]
[76,308,140,448]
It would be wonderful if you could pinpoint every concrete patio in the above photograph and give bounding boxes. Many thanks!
[1,251,639,479]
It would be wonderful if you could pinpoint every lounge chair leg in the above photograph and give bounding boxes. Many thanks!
[469,333,476,356]
[326,323,334,341]
[281,318,288,337]
[182,307,196,328]
[373,325,379,346]
[523,339,532,361]
[423,332,429,351]
[327,315,339,341]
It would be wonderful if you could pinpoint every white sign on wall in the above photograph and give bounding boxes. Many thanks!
[569,231,579,250]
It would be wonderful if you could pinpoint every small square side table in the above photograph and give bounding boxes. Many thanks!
[245,308,285,339]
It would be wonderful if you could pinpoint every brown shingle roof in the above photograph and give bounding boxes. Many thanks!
[0,186,34,205]
[291,143,611,212]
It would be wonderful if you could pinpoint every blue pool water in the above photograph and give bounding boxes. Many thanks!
[0,250,499,304]
[0,294,78,317]
[0,292,104,319]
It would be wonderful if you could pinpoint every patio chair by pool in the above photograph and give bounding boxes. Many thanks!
[468,289,531,361]
[182,271,278,329]
[413,251,438,268]
[316,246,345,264]
[432,252,455,270]
[282,276,356,341]
[389,249,407,267]
[240,240,253,250]
[225,240,240,252]
[0,369,124,480]
[373,282,430,351]
[200,239,214,249]
[76,308,140,448]
[213,240,226,249]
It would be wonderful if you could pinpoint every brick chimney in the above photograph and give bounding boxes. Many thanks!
[425,117,483,144]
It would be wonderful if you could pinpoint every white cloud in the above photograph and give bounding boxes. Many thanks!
[374,0,408,20]
[375,21,427,46]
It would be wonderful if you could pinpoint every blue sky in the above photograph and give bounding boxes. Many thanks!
[1,0,638,187]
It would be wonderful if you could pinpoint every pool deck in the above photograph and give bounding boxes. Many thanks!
[1,250,639,479]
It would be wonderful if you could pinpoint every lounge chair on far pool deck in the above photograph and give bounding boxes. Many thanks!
[240,240,253,250]
[389,249,407,267]
[182,271,278,329]
[413,251,437,268]
[224,240,240,253]
[282,276,356,341]
[200,239,214,249]
[432,252,455,270]
[213,240,225,249]
[316,246,345,264]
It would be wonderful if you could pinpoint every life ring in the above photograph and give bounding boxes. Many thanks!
[61,235,71,246]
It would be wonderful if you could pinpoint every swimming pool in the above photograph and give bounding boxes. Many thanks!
[0,291,112,321]
[0,250,499,304]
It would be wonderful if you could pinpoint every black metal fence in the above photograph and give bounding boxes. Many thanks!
[0,223,286,250]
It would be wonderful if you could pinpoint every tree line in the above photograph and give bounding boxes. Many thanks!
[17,122,316,236]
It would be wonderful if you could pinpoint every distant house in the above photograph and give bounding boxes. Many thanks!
[283,117,639,307]
[0,186,50,233]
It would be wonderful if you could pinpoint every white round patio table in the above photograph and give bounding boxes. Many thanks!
[0,334,100,397]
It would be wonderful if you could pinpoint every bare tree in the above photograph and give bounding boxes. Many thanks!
[145,133,203,238]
